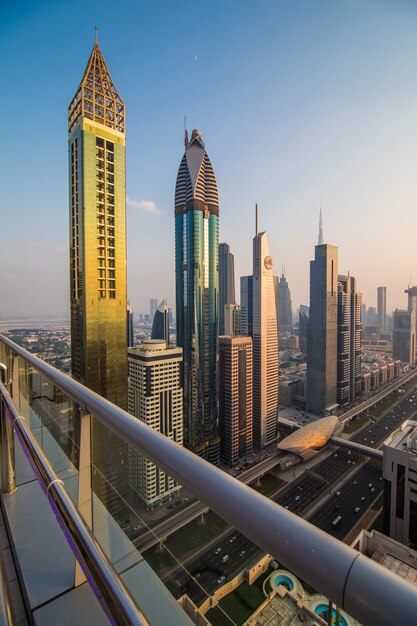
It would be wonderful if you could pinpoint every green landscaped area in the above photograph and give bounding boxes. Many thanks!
[144,511,230,576]
[344,413,370,434]
[144,474,284,577]
[252,474,285,497]
[205,568,272,626]
[369,379,417,418]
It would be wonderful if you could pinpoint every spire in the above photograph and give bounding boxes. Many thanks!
[68,38,125,134]
[318,206,324,245]
[184,116,189,148]
[255,203,258,236]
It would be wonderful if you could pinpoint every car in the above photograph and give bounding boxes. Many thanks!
[347,460,351,464]
[371,488,375,493]
[370,440,374,445]
[217,576,225,584]
[195,572,201,579]
[353,480,358,485]
[379,476,383,481]
[334,505,340,511]
[229,535,237,543]
[215,548,221,555]
[295,495,300,501]
[361,496,365,501]
[336,491,341,496]
[354,507,361,513]
[334,453,338,458]
[222,555,229,563]
[368,483,373,488]
[239,550,246,557]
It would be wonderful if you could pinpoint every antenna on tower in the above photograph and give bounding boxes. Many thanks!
[184,116,189,148]
[95,26,99,44]
[318,206,324,245]
[255,203,258,236]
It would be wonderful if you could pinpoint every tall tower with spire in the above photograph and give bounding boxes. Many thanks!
[68,37,127,408]
[175,128,220,464]
[241,206,279,449]
[68,38,128,515]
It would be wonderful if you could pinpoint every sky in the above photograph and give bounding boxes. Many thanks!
[1,0,417,318]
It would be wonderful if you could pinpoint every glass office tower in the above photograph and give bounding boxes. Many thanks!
[175,129,220,463]
[68,39,127,410]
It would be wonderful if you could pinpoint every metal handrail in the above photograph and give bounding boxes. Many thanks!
[0,542,16,626]
[2,333,417,626]
[0,381,149,626]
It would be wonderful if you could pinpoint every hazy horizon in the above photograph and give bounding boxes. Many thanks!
[1,1,417,318]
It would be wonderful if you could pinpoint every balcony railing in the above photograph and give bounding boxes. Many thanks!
[0,332,417,625]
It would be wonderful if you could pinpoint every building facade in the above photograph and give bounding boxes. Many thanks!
[219,243,235,335]
[307,244,338,415]
[383,420,417,550]
[337,275,362,406]
[224,303,241,336]
[68,39,128,409]
[240,276,253,337]
[128,341,183,508]
[219,336,253,465]
[68,40,128,515]
[151,300,169,344]
[252,231,279,449]
[174,129,220,463]
[277,273,293,332]
[127,301,134,348]
[393,309,416,365]
[298,305,309,355]
[377,286,387,335]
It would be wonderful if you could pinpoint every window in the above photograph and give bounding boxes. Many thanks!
[96,137,104,148]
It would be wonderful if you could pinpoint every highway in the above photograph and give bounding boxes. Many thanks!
[135,370,417,551]
[152,379,417,606]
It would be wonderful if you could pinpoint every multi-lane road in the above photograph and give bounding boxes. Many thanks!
[151,380,417,606]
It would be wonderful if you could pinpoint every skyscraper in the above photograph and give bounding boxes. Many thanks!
[68,37,128,515]
[240,276,253,337]
[128,341,183,508]
[277,272,293,332]
[150,298,158,323]
[127,300,134,348]
[377,286,387,335]
[337,275,362,406]
[224,303,241,336]
[299,305,309,354]
[219,243,235,335]
[175,128,220,463]
[307,243,338,415]
[151,300,169,344]
[251,209,279,449]
[68,37,127,409]
[219,336,253,466]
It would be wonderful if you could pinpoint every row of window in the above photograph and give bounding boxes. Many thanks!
[96,136,117,299]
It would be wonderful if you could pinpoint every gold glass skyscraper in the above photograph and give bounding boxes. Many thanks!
[68,38,127,410]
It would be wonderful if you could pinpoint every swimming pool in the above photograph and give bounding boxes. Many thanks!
[314,603,347,626]
[271,573,294,591]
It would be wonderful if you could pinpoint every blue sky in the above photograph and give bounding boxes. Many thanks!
[1,0,417,317]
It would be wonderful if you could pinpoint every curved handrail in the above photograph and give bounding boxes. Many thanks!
[0,380,149,626]
[2,333,417,626]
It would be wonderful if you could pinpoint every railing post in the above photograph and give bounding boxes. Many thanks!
[75,408,93,587]
[0,364,16,495]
